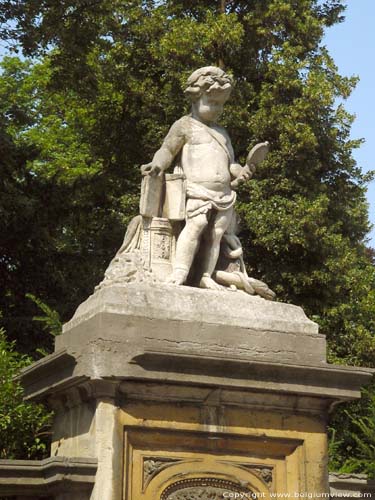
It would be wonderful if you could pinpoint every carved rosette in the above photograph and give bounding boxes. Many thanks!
[160,477,253,500]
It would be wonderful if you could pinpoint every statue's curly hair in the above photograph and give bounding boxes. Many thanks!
[184,66,233,102]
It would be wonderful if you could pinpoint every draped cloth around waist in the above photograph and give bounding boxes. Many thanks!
[186,181,236,219]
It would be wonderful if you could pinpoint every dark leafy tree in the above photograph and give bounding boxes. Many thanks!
[0,328,52,459]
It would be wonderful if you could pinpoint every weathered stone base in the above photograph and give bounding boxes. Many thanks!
[61,283,326,367]
[8,284,374,499]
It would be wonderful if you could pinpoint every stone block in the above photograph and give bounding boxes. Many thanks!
[60,283,325,366]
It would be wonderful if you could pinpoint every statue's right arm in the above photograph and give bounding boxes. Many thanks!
[141,119,186,176]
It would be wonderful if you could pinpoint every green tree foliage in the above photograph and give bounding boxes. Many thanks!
[343,391,375,477]
[0,56,131,353]
[26,294,62,339]
[0,0,374,467]
[0,328,52,459]
[329,387,375,477]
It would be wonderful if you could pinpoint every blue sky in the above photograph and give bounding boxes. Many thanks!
[323,0,375,244]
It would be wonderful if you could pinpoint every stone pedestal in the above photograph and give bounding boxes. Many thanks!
[18,284,373,500]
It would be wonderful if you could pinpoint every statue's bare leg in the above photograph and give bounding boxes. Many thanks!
[199,207,233,290]
[168,213,208,285]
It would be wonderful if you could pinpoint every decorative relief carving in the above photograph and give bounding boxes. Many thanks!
[218,461,273,488]
[141,217,152,268]
[143,457,183,489]
[150,218,173,262]
[160,478,252,500]
[252,467,273,487]
[153,233,171,260]
[239,465,273,487]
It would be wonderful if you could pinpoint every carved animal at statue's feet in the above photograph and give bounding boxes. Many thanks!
[248,278,276,300]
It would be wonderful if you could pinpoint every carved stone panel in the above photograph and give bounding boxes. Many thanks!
[239,465,273,487]
[149,217,174,279]
[160,478,252,500]
[150,218,173,261]
[153,232,171,260]
[143,457,183,489]
[251,467,273,487]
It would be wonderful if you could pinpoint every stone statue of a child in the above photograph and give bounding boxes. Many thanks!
[142,66,253,290]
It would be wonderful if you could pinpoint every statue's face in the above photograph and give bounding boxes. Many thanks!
[193,92,226,123]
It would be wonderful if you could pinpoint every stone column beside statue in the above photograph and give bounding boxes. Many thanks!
[1,67,373,500]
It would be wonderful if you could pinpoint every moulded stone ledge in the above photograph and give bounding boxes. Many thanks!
[0,456,97,498]
[19,345,374,407]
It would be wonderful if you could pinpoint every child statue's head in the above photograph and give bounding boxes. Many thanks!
[185,66,233,123]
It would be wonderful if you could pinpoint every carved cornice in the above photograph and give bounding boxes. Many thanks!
[47,379,120,411]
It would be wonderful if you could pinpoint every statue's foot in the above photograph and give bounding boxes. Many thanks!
[199,275,224,291]
[167,269,187,285]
